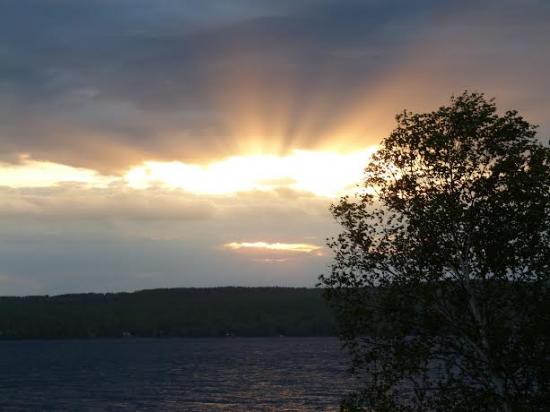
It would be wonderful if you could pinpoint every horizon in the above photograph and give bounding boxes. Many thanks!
[1,0,549,295]
[1,284,322,299]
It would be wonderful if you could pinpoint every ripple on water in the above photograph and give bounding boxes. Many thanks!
[0,337,353,411]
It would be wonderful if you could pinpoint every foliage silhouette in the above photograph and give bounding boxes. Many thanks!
[319,92,549,411]
[0,287,334,339]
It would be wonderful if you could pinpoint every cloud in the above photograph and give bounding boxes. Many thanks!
[224,241,323,254]
[0,178,336,295]
[124,148,376,196]
[0,147,376,200]
[0,185,216,221]
[252,258,290,263]
[7,0,549,171]
[1,0,549,295]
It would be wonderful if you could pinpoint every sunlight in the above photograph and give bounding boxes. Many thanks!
[125,147,377,197]
[0,158,115,188]
[224,241,322,254]
[0,147,378,198]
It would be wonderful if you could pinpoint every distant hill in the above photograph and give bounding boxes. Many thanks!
[0,287,335,339]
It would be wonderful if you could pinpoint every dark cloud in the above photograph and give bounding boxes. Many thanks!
[7,0,542,169]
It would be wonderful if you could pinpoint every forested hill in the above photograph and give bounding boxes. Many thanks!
[0,287,335,339]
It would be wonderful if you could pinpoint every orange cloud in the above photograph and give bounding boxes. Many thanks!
[224,241,322,254]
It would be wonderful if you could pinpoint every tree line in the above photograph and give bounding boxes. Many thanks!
[0,287,335,339]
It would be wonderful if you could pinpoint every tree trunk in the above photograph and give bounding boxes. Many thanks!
[460,256,512,412]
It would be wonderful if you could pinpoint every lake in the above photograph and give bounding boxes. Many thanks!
[0,337,353,411]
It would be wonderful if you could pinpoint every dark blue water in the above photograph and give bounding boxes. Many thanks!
[0,337,353,411]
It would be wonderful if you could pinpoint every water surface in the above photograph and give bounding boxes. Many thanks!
[0,337,352,411]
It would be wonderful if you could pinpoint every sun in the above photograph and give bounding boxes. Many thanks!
[124,147,377,197]
[0,147,378,198]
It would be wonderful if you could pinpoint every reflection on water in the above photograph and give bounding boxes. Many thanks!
[0,337,353,411]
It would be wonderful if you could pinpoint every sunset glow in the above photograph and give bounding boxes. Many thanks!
[0,147,375,197]
[124,148,377,197]
[1,0,547,296]
[0,159,115,188]
[0,148,378,198]
[224,242,322,254]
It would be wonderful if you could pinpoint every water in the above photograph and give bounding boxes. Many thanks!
[0,337,353,411]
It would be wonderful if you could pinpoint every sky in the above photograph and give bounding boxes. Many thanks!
[1,0,549,295]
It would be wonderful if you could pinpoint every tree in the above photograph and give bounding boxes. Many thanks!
[319,92,549,411]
